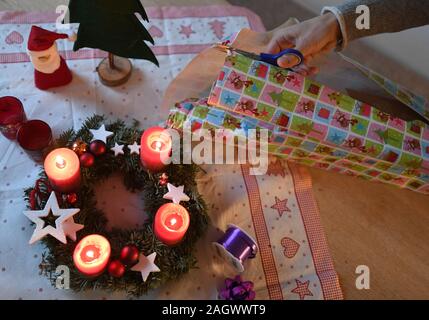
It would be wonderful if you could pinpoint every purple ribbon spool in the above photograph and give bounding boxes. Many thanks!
[213,224,258,273]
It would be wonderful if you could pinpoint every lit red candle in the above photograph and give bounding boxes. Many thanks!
[154,203,190,246]
[44,148,81,193]
[73,235,111,277]
[140,127,172,172]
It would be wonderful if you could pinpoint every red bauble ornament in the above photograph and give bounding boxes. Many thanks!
[79,152,95,167]
[66,193,78,205]
[89,140,106,156]
[119,244,140,266]
[108,260,125,278]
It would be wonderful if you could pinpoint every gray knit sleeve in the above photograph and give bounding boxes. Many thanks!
[323,0,429,48]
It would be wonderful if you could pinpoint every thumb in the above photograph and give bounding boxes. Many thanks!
[277,38,310,68]
[277,54,300,68]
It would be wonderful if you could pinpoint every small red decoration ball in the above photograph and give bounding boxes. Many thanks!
[79,152,95,167]
[67,193,78,205]
[119,245,140,266]
[108,260,125,278]
[89,140,107,156]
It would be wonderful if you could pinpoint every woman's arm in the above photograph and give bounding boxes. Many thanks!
[267,0,429,74]
[323,0,429,49]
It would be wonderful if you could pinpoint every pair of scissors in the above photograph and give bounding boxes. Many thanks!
[216,44,304,68]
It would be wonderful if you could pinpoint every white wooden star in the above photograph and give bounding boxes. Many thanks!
[90,124,113,143]
[62,218,84,242]
[128,141,140,155]
[163,183,190,204]
[111,142,125,156]
[131,252,160,282]
[23,192,81,244]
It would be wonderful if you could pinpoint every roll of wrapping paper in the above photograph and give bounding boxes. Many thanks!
[213,224,258,273]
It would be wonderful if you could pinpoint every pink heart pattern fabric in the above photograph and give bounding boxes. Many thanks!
[281,237,300,258]
[5,31,23,45]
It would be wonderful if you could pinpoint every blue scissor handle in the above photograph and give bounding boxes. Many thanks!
[260,48,304,68]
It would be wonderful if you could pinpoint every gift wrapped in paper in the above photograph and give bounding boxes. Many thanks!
[167,50,429,195]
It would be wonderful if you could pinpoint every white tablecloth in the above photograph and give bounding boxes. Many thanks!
[0,6,342,300]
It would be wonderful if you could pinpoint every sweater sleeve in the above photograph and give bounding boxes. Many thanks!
[322,0,429,49]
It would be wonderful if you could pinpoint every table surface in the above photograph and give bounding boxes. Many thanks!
[1,0,428,300]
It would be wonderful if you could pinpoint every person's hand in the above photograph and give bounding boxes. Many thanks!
[266,13,341,76]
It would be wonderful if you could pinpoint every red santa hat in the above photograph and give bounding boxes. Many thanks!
[27,26,71,51]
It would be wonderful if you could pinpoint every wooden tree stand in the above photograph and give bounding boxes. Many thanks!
[97,53,133,87]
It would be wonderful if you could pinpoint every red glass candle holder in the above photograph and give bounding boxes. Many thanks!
[0,96,27,140]
[17,120,53,163]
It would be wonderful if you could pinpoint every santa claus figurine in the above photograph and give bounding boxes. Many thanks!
[27,26,73,90]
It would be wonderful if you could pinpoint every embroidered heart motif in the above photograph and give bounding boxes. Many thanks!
[148,26,163,38]
[281,237,300,258]
[5,31,24,45]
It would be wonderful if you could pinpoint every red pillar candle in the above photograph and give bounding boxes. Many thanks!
[17,119,52,163]
[44,148,81,193]
[0,96,27,140]
[140,127,172,172]
[154,203,190,246]
[73,235,111,277]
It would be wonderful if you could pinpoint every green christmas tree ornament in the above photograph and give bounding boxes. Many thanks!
[67,0,158,86]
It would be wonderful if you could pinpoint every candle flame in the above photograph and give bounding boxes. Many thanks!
[86,250,94,259]
[170,218,177,226]
[55,155,66,169]
[155,140,162,152]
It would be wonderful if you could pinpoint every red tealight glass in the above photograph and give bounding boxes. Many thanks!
[0,96,27,140]
[17,119,53,163]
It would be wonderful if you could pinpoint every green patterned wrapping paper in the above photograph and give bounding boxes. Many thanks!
[166,97,428,194]
[186,51,429,194]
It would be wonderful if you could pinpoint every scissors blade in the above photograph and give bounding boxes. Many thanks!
[215,44,261,61]
[231,48,261,61]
